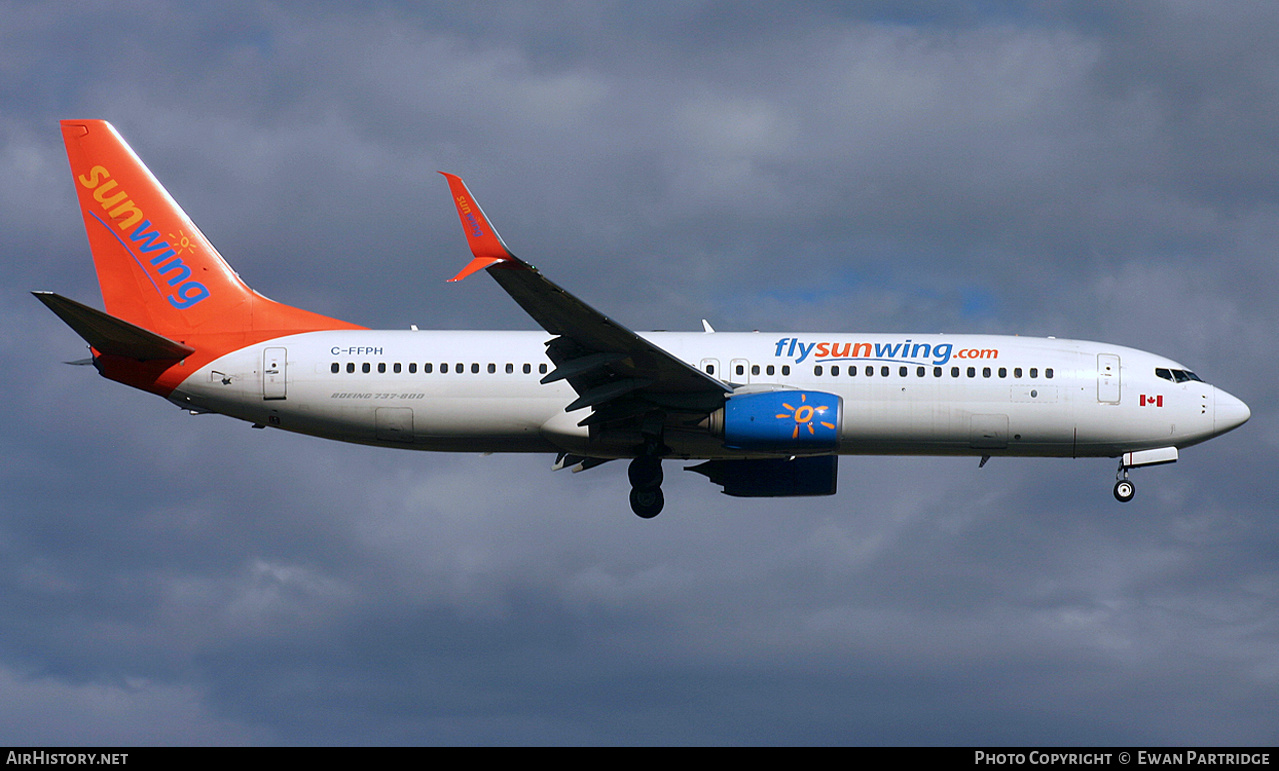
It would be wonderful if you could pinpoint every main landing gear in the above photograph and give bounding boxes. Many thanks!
[1114,464,1136,503]
[628,455,664,518]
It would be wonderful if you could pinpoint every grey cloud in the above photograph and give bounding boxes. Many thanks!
[2,0,1276,745]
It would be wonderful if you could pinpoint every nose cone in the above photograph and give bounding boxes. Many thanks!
[1214,387,1251,435]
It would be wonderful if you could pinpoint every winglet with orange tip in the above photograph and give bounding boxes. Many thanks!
[439,172,524,282]
[437,172,731,404]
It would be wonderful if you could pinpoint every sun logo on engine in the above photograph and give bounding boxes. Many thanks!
[776,393,836,439]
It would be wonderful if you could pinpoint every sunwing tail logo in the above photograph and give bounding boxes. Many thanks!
[773,337,999,366]
[77,165,211,310]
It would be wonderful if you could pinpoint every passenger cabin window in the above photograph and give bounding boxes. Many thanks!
[331,363,339,373]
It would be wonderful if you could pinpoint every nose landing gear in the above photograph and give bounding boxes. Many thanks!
[1112,447,1179,503]
[1114,461,1136,503]
[1113,474,1136,503]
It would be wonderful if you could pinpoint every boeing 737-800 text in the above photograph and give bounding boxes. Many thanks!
[37,120,1250,517]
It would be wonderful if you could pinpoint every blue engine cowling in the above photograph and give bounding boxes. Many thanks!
[712,390,843,451]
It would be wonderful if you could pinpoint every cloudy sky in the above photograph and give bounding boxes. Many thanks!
[3,1,1277,745]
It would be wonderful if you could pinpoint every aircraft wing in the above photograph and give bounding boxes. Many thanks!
[440,173,730,427]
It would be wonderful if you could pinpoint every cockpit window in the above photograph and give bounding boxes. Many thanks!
[1157,367,1203,383]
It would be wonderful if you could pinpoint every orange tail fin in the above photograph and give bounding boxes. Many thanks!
[60,120,361,340]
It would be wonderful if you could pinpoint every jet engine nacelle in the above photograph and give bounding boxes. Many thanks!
[707,390,843,451]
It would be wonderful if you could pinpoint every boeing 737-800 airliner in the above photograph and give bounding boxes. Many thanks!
[37,120,1250,517]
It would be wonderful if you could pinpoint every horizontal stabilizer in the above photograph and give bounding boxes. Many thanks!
[33,291,195,360]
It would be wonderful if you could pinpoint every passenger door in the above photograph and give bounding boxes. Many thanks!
[1097,353,1120,404]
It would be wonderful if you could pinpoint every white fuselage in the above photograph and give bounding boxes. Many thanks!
[165,330,1249,462]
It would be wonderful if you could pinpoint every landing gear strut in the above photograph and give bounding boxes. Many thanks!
[628,455,664,518]
[1114,465,1136,503]
[1111,447,1178,503]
